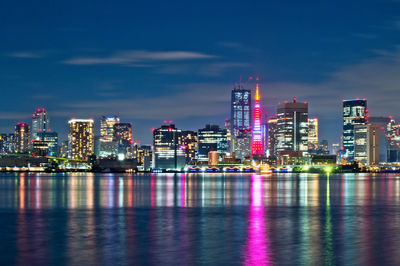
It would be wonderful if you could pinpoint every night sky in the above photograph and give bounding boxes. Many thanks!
[1,0,400,145]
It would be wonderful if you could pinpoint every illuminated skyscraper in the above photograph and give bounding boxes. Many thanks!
[198,124,228,163]
[100,116,120,142]
[276,98,308,153]
[308,118,319,153]
[32,108,50,140]
[68,119,94,160]
[181,130,198,164]
[232,130,251,161]
[342,99,367,161]
[37,132,58,157]
[15,123,30,153]
[113,122,132,145]
[267,116,278,159]
[153,124,185,171]
[354,124,380,165]
[251,82,264,156]
[231,83,251,133]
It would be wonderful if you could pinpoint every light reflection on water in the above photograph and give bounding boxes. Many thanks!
[1,173,400,265]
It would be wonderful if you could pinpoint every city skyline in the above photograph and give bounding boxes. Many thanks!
[1,1,400,144]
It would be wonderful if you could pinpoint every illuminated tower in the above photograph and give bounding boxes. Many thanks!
[100,116,119,142]
[32,108,50,140]
[231,83,251,133]
[342,99,367,161]
[68,119,94,160]
[15,123,30,153]
[251,81,264,156]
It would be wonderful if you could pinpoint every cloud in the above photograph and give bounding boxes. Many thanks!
[62,50,217,66]
[50,82,231,121]
[199,62,251,76]
[0,112,29,121]
[6,52,44,58]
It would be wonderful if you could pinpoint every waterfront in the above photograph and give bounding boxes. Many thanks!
[1,173,400,265]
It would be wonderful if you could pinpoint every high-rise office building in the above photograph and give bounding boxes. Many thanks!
[68,119,94,160]
[342,99,367,161]
[231,83,251,134]
[354,124,380,165]
[267,117,278,159]
[37,132,58,157]
[369,116,391,162]
[181,130,198,164]
[153,124,185,171]
[232,130,251,161]
[32,108,50,140]
[308,118,319,153]
[276,98,308,153]
[387,118,400,162]
[251,82,264,157]
[15,123,30,153]
[113,122,132,146]
[100,116,119,141]
[225,119,233,153]
[198,124,228,163]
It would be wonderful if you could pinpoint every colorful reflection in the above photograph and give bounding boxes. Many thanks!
[2,173,400,264]
[244,174,272,265]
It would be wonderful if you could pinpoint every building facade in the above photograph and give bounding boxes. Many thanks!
[37,132,58,157]
[68,119,94,160]
[276,98,308,153]
[354,124,380,165]
[32,108,50,140]
[342,99,367,162]
[267,117,278,159]
[153,124,185,171]
[15,123,30,153]
[231,84,251,134]
[308,118,319,153]
[181,130,198,164]
[198,124,228,163]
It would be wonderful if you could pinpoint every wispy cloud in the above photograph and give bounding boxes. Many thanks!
[62,50,217,66]
[0,112,29,121]
[6,52,44,58]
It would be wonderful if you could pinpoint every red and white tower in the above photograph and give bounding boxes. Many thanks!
[251,80,264,156]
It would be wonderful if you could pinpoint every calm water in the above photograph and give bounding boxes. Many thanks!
[1,173,400,265]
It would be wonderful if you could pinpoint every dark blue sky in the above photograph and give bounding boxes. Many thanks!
[1,0,400,144]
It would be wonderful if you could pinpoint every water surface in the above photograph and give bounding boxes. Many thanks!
[1,173,400,265]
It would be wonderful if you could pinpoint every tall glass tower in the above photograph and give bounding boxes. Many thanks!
[342,99,367,161]
[231,83,251,134]
[32,108,50,140]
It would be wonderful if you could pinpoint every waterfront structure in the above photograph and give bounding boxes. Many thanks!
[153,124,185,171]
[59,140,69,158]
[231,83,251,133]
[232,130,251,161]
[15,123,30,153]
[267,116,278,159]
[342,99,367,161]
[37,132,58,157]
[276,98,308,153]
[208,151,220,165]
[308,118,319,153]
[68,119,94,160]
[251,82,264,157]
[198,124,228,163]
[354,124,380,165]
[181,130,198,164]
[113,122,133,158]
[32,108,50,140]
